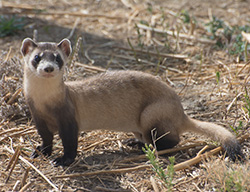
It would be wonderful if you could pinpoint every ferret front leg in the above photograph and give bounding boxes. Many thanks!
[31,118,53,158]
[53,117,79,166]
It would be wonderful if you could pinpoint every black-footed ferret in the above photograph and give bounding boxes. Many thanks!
[21,38,244,166]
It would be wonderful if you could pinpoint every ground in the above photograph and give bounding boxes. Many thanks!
[0,0,250,191]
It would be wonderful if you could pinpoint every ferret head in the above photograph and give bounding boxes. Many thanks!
[21,38,71,78]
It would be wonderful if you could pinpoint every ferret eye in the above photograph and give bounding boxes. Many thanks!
[34,55,41,63]
[55,54,62,63]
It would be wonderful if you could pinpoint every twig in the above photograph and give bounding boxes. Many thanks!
[5,146,21,171]
[84,45,95,65]
[115,46,188,59]
[5,146,21,183]
[19,181,32,192]
[7,88,22,105]
[226,92,243,112]
[236,60,250,76]
[55,164,151,178]
[2,9,127,20]
[12,180,20,191]
[173,146,222,171]
[4,46,12,63]
[120,143,206,163]
[2,1,43,10]
[66,18,80,39]
[75,62,105,72]
[20,167,30,189]
[196,145,210,157]
[137,23,216,45]
[4,146,59,191]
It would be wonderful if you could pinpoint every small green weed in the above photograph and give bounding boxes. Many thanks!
[142,144,175,191]
[0,16,26,37]
[230,121,243,136]
[223,170,245,192]
[180,10,196,24]
[204,16,250,59]
[135,23,145,49]
[243,87,250,117]
[205,16,225,40]
[215,71,220,84]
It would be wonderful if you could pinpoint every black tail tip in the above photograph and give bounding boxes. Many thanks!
[223,140,245,162]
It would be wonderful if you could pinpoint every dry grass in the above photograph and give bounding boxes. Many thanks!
[1,0,250,191]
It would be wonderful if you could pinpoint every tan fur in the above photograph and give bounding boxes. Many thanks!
[21,38,243,165]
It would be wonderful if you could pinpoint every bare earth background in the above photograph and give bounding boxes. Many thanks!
[0,0,250,191]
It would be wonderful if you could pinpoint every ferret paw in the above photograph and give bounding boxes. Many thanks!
[31,146,52,158]
[53,156,75,166]
[123,138,145,149]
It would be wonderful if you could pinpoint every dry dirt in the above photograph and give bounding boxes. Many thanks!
[0,0,250,191]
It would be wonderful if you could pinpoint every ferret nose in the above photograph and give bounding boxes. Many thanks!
[44,66,54,73]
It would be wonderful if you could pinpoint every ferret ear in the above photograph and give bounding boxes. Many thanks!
[21,38,37,56]
[57,39,72,57]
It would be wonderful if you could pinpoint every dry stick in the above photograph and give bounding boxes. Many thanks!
[4,146,59,191]
[20,167,30,189]
[137,23,216,45]
[12,180,20,191]
[84,45,95,65]
[66,17,80,40]
[5,146,21,183]
[226,92,243,112]
[120,143,206,163]
[5,146,21,171]
[19,181,32,192]
[55,164,151,179]
[3,9,127,20]
[7,88,22,105]
[75,62,106,72]
[2,1,43,10]
[3,46,12,63]
[173,133,250,172]
[173,146,223,171]
[236,60,250,76]
[115,46,188,59]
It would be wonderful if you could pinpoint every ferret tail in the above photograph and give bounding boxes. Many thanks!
[185,117,244,161]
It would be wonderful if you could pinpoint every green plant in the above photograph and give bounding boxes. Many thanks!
[243,87,250,117]
[205,16,224,39]
[215,71,220,84]
[230,121,243,136]
[127,38,140,63]
[223,170,245,192]
[0,16,25,37]
[135,23,145,49]
[142,144,175,191]
[228,25,250,60]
